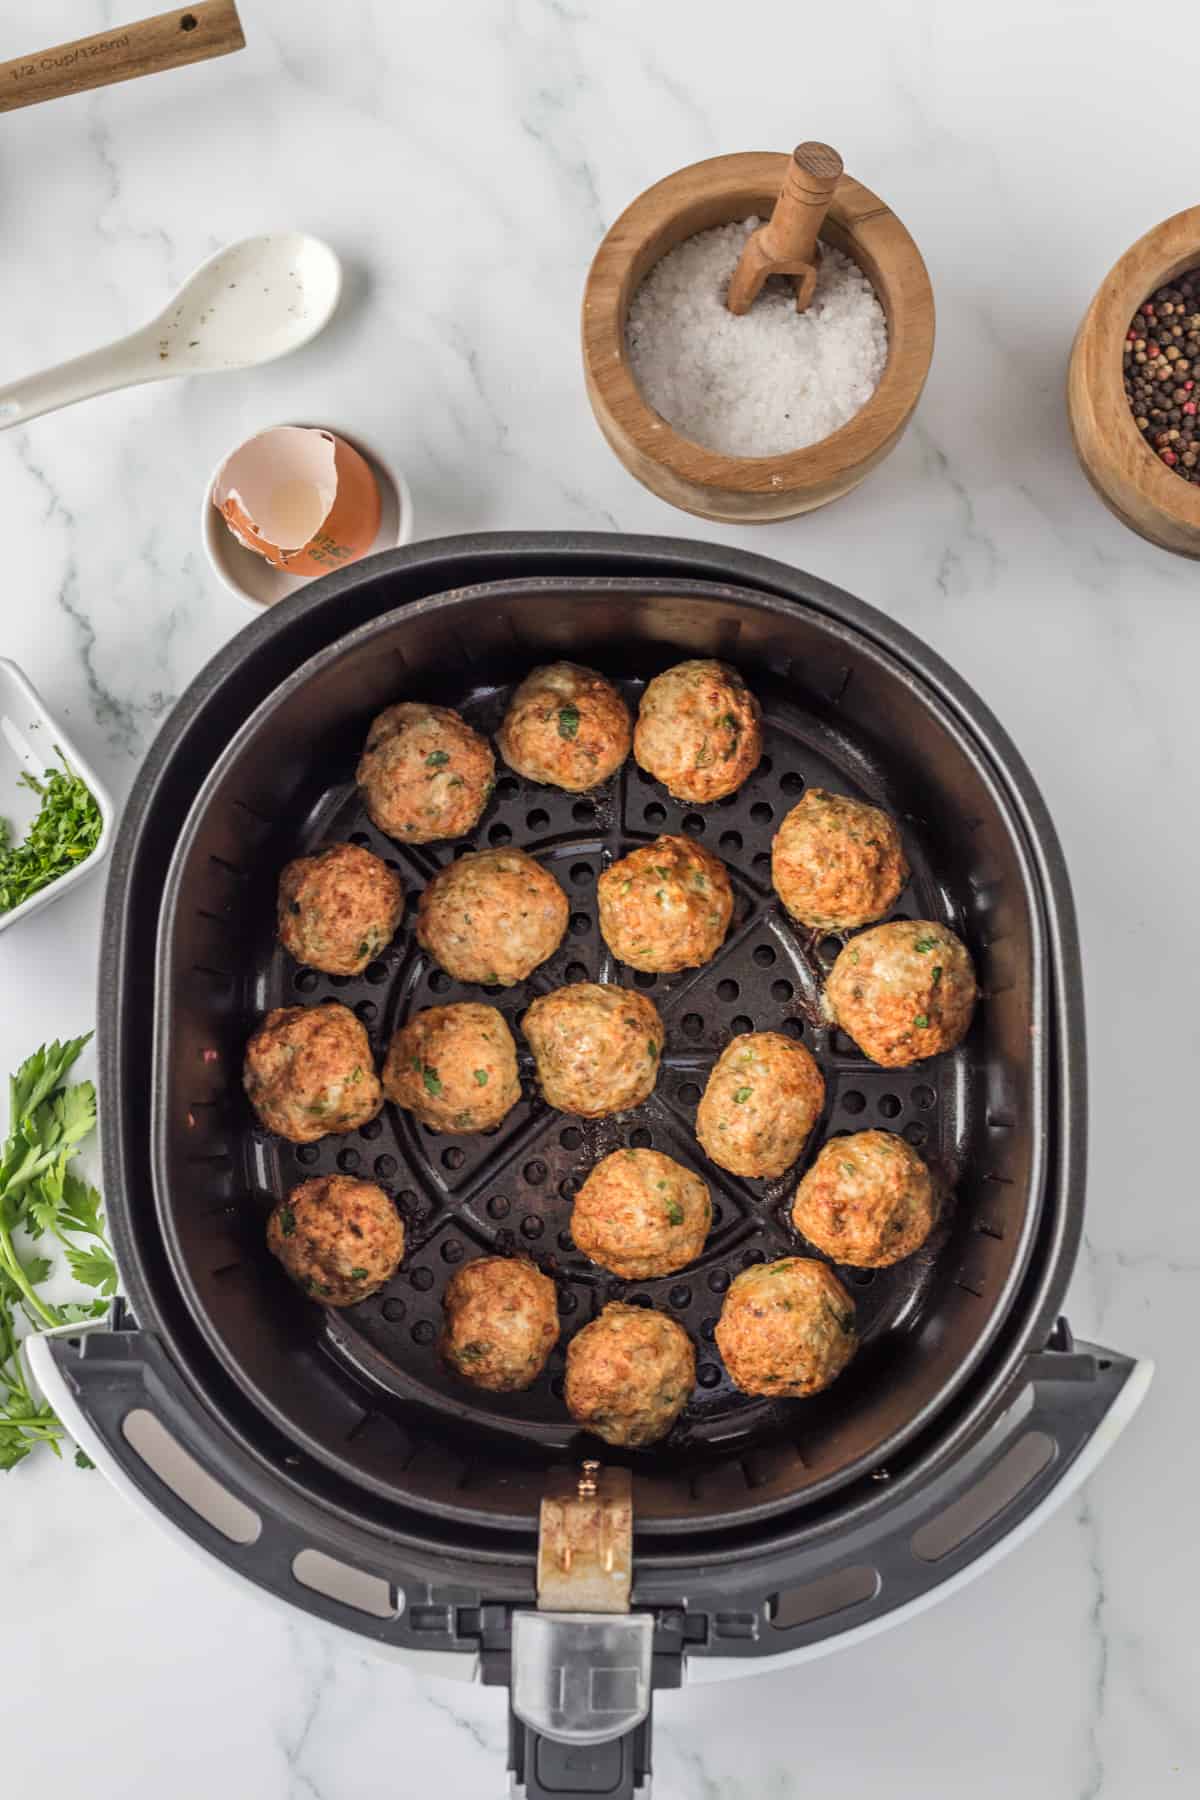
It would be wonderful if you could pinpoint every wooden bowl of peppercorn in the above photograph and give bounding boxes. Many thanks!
[1069,204,1200,559]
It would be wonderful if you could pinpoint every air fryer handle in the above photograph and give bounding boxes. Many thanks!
[507,1711,652,1799]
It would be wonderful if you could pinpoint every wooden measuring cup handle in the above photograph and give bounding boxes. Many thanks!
[0,2,244,112]
[759,142,845,267]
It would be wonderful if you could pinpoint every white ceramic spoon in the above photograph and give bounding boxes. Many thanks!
[0,232,341,430]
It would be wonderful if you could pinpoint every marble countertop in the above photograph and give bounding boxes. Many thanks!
[1,1,1197,1793]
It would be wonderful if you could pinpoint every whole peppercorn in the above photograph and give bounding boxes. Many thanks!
[1125,271,1200,482]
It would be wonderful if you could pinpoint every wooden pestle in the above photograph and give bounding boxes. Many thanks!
[726,142,845,316]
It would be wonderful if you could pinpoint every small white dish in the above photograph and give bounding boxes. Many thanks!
[201,423,413,612]
[0,659,114,935]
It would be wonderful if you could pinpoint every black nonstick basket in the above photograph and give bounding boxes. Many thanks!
[43,534,1140,1800]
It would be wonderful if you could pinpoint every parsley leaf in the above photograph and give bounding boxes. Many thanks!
[733,1086,752,1104]
[422,1064,443,1096]
[0,1034,113,1473]
[557,705,581,740]
[426,750,451,768]
[473,1068,489,1086]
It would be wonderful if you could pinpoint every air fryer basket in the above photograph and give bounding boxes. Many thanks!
[152,575,1049,1532]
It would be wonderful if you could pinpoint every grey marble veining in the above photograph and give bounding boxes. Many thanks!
[1,1,1198,1795]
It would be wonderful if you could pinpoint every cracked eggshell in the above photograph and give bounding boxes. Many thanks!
[212,424,382,576]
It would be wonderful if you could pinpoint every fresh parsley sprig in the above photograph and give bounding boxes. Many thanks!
[0,1035,114,1472]
[0,757,103,916]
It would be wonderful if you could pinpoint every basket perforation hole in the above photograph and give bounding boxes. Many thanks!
[296,1144,319,1166]
[878,1094,902,1120]
[557,1235,576,1258]
[523,1159,547,1185]
[349,831,371,847]
[904,1122,929,1147]
[564,962,589,983]
[913,1084,936,1111]
[781,772,805,796]
[359,1117,382,1141]
[719,830,742,854]
[644,802,667,825]
[717,979,739,1002]
[569,912,590,936]
[731,1015,753,1035]
[521,1215,545,1240]
[841,1090,866,1116]
[572,800,595,823]
[428,970,451,993]
[570,862,594,887]
[847,1268,876,1287]
[681,1013,703,1038]
[526,808,550,830]
[381,1297,406,1323]
[770,979,794,1003]
[374,1154,397,1178]
[355,1001,378,1025]
[442,1239,464,1263]
[750,802,773,825]
[698,1363,722,1388]
[411,1320,435,1345]
[628,1127,652,1148]
[496,777,520,801]
[410,1267,434,1293]
[487,1195,511,1219]
[365,962,388,985]
[752,945,776,967]
[633,971,657,989]
[337,1148,361,1173]
[700,1316,717,1341]
[294,969,319,994]
[681,813,705,835]
[441,1147,465,1171]
[488,822,512,846]
[707,1268,730,1293]
[669,1284,692,1308]
[559,1126,583,1150]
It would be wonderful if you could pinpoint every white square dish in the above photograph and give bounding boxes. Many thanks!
[0,658,114,935]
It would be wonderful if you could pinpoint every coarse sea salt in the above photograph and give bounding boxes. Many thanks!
[626,218,888,458]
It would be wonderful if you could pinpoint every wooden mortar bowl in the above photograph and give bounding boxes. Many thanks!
[1069,206,1200,559]
[581,152,935,524]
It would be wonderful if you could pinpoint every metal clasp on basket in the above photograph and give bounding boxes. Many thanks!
[511,1460,652,1747]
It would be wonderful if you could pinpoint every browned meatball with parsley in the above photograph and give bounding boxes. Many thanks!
[417,848,569,986]
[383,1003,520,1133]
[825,920,977,1068]
[565,1303,695,1447]
[695,1032,825,1179]
[243,1003,382,1143]
[771,788,908,932]
[356,702,494,844]
[277,842,404,976]
[523,984,662,1117]
[596,835,733,974]
[267,1175,404,1306]
[497,663,631,792]
[792,1130,936,1267]
[440,1256,559,1391]
[571,1148,711,1279]
[634,660,762,803]
[715,1259,857,1398]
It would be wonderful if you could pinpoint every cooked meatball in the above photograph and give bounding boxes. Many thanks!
[277,842,405,976]
[771,788,908,931]
[440,1256,559,1391]
[792,1130,936,1267]
[634,660,762,803]
[715,1259,857,1398]
[825,920,977,1067]
[695,1032,825,1179]
[565,1303,695,1447]
[356,702,494,844]
[244,1003,382,1143]
[267,1175,404,1306]
[571,1148,711,1279]
[497,662,632,792]
[523,984,662,1117]
[417,848,569,986]
[596,835,733,973]
[383,1003,520,1132]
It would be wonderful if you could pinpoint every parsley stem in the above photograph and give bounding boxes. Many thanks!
[0,1228,59,1329]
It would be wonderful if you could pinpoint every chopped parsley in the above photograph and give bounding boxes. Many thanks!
[913,937,938,953]
[422,1064,443,1095]
[426,750,450,768]
[350,1267,369,1281]
[279,1204,296,1237]
[931,965,943,986]
[647,1041,658,1060]
[0,756,103,916]
[558,705,580,740]
[733,1086,752,1104]
[913,1014,929,1030]
[473,1068,489,1086]
[839,1162,856,1178]
[665,1200,685,1226]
